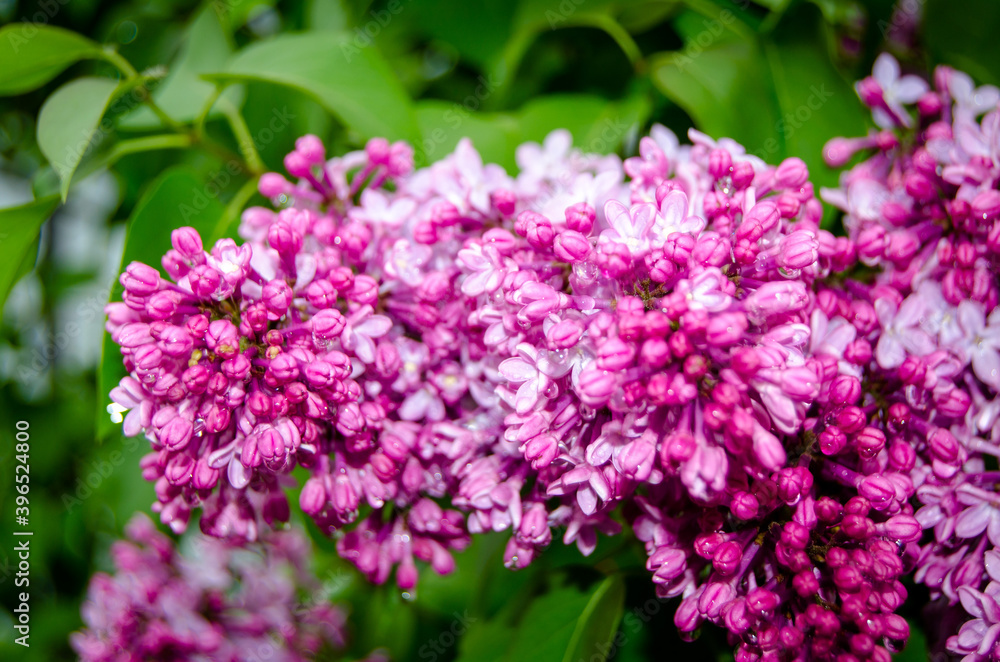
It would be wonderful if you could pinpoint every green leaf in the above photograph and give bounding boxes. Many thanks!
[761,3,868,188]
[0,196,60,319]
[204,32,418,143]
[96,167,225,440]
[121,8,243,129]
[651,3,867,188]
[518,94,650,154]
[458,572,625,662]
[560,574,627,662]
[925,0,1000,86]
[413,0,519,70]
[506,574,626,662]
[0,25,100,96]
[307,0,354,30]
[37,77,122,200]
[416,101,520,172]
[652,38,780,149]
[416,93,649,174]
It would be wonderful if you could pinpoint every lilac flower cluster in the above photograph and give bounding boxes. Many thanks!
[821,54,1000,662]
[103,53,1000,661]
[71,514,361,661]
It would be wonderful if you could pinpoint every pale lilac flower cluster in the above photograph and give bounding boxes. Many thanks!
[105,72,1000,658]
[822,53,1000,662]
[71,514,356,661]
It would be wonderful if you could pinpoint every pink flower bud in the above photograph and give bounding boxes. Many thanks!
[206,320,239,358]
[259,172,291,197]
[295,134,325,162]
[483,228,517,253]
[639,338,670,368]
[553,230,591,262]
[546,319,582,349]
[856,225,887,263]
[596,337,635,371]
[730,161,754,189]
[712,541,742,577]
[312,309,346,340]
[859,475,895,511]
[159,417,193,451]
[171,227,204,259]
[522,434,558,469]
[618,439,655,481]
[299,477,327,516]
[779,231,819,270]
[121,262,161,297]
[692,232,730,267]
[730,491,758,520]
[565,202,595,234]
[578,367,616,407]
[268,221,304,256]
[855,427,886,459]
[746,281,809,319]
[705,312,748,347]
[775,157,808,188]
[878,515,921,543]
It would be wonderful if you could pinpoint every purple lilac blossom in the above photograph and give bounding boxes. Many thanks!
[70,514,373,661]
[823,53,1000,662]
[103,54,1000,659]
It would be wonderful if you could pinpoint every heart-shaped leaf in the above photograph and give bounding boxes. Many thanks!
[0,196,60,320]
[0,25,100,96]
[203,32,418,143]
[37,77,122,200]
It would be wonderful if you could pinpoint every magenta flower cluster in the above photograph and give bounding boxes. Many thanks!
[71,514,360,661]
[820,54,1000,662]
[103,53,1000,661]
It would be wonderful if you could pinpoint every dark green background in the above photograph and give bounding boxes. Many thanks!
[0,0,994,659]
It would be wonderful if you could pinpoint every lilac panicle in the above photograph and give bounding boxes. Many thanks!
[103,56,1000,659]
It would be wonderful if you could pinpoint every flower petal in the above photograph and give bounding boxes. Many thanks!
[955,502,992,539]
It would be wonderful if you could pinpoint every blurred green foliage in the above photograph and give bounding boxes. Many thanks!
[0,0,980,658]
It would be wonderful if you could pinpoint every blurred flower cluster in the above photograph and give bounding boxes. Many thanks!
[101,52,1000,661]
[71,514,371,661]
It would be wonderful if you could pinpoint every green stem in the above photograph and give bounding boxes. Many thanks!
[109,134,193,161]
[68,134,193,189]
[220,98,265,175]
[99,48,184,132]
[97,48,255,176]
[577,15,644,70]
[195,86,224,138]
[211,176,261,242]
